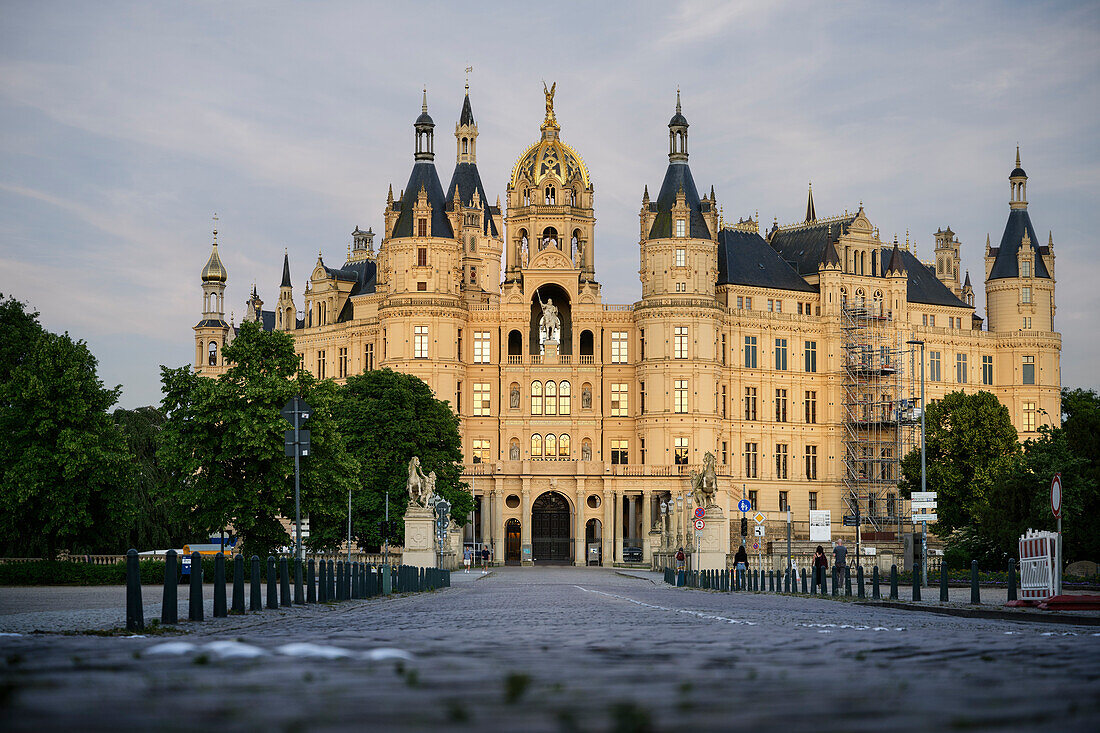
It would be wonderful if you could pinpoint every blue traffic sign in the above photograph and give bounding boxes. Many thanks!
[694,507,705,520]
[738,499,751,513]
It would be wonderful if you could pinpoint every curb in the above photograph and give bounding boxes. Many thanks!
[615,571,657,584]
[858,600,1100,626]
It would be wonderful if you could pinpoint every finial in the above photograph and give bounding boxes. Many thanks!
[905,229,910,247]
[676,87,681,115]
[212,212,219,244]
[422,87,427,114]
[1048,230,1053,246]
[1016,143,1021,168]
[465,65,472,91]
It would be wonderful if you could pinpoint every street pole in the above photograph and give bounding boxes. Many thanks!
[384,491,389,567]
[294,406,302,561]
[918,341,928,588]
[786,505,792,577]
[347,487,352,563]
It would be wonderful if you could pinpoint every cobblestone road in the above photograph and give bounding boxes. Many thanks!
[2,567,1098,732]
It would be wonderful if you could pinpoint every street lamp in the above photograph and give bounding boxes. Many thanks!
[434,497,451,569]
[906,338,927,588]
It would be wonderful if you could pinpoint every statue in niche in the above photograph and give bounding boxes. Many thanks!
[510,384,520,409]
[510,442,520,460]
[581,385,592,409]
[581,441,592,461]
[537,290,560,343]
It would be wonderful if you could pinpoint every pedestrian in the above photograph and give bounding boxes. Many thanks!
[675,546,685,572]
[832,538,848,575]
[463,547,472,573]
[480,546,490,571]
[734,543,748,587]
[813,545,828,589]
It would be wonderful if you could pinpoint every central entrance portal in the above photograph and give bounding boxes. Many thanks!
[532,491,572,563]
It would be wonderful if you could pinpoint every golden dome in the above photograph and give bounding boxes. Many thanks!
[510,136,591,190]
[201,241,227,282]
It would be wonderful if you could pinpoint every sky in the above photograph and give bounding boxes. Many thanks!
[1,1,1097,408]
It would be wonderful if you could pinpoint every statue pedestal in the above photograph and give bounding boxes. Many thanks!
[543,340,559,362]
[694,506,730,571]
[402,505,437,569]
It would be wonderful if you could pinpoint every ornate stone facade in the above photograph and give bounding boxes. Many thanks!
[194,88,1060,567]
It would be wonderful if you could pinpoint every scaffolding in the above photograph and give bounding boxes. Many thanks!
[840,298,919,535]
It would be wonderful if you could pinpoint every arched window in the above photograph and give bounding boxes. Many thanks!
[545,186,555,205]
[208,341,218,366]
[531,434,542,457]
[531,381,543,415]
[839,286,848,304]
[559,434,570,457]
[570,189,577,206]
[508,330,523,356]
[462,138,468,154]
[523,189,530,206]
[559,380,571,414]
[545,433,556,457]
[545,380,557,415]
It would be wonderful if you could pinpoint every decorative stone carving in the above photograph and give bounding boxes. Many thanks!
[510,384,520,409]
[581,385,592,409]
[406,456,434,507]
[690,452,718,508]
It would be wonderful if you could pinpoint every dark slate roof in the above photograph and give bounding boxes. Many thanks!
[892,248,970,308]
[768,216,856,276]
[339,259,377,298]
[391,162,455,239]
[195,318,229,329]
[989,208,1051,280]
[1010,167,1027,178]
[446,162,498,236]
[281,253,292,288]
[459,93,474,126]
[323,265,359,283]
[260,310,276,332]
[717,229,817,292]
[648,162,711,239]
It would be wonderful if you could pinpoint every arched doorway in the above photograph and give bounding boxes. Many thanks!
[505,518,521,565]
[585,518,602,566]
[532,492,572,563]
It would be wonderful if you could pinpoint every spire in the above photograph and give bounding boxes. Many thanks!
[1016,144,1021,169]
[668,89,689,163]
[414,89,435,162]
[805,182,816,223]
[459,90,475,126]
[964,270,972,288]
[281,250,292,288]
[201,219,227,283]
[676,87,681,116]
[1009,145,1028,210]
[886,241,907,275]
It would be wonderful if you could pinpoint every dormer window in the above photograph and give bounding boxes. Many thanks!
[1021,260,1031,278]
[675,248,686,267]
[675,219,686,238]
[417,218,427,237]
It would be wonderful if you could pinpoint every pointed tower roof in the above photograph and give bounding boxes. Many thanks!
[649,91,709,239]
[805,182,817,223]
[963,270,972,288]
[459,91,475,126]
[886,242,907,275]
[393,95,453,239]
[819,239,841,269]
[280,251,292,288]
[1010,145,1027,179]
[447,88,497,237]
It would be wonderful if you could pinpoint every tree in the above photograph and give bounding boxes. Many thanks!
[159,321,358,558]
[899,390,1018,534]
[332,369,472,549]
[0,295,133,557]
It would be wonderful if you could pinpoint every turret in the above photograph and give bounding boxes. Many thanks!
[276,250,296,331]
[195,220,231,371]
[933,226,962,297]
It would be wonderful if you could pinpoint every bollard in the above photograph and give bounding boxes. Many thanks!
[970,560,980,604]
[329,560,337,600]
[784,569,790,593]
[383,564,392,595]
[279,557,291,607]
[857,565,865,599]
[294,557,304,605]
[832,567,839,597]
[232,554,245,613]
[810,565,817,594]
[306,559,316,603]
[845,566,852,597]
[125,549,144,632]
[821,566,829,595]
[266,556,278,610]
[250,555,262,611]
[189,552,204,621]
[214,552,227,617]
[351,562,360,599]
[161,549,178,624]
[801,568,808,594]
[889,564,898,600]
[1008,558,1017,602]
[940,561,949,602]
[318,558,328,602]
[912,562,921,602]
[768,570,774,592]
[872,565,880,600]
[349,563,356,598]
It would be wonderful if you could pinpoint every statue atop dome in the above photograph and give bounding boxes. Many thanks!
[543,81,557,127]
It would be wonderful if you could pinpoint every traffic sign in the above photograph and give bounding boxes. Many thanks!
[912,513,938,523]
[754,525,765,537]
[1051,473,1062,519]
[843,515,859,527]
[694,507,705,520]
[693,518,705,531]
[281,397,312,424]
[752,541,759,550]
[753,512,766,524]
[911,501,937,510]
[911,491,937,501]
[738,499,751,513]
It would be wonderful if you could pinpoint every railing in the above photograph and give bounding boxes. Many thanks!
[507,355,523,364]
[602,304,635,312]
[579,355,594,364]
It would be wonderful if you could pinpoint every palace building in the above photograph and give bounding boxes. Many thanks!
[195,85,1060,566]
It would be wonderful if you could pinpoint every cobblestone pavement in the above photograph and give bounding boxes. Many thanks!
[1,566,1098,732]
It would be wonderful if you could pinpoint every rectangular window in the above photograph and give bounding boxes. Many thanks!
[414,325,429,359]
[1023,401,1036,432]
[473,331,491,363]
[929,314,936,327]
[640,381,646,414]
[471,438,490,464]
[611,331,629,363]
[338,347,348,378]
[737,296,743,309]
[745,387,757,421]
[470,266,477,284]
[639,330,646,361]
[776,444,789,479]
[417,219,427,238]
[744,336,757,368]
[805,341,817,372]
[887,492,897,518]
[805,390,817,424]
[721,385,727,418]
[417,247,427,266]
[317,350,326,379]
[929,351,942,382]
[1022,355,1035,385]
[1021,260,1032,277]
[744,443,758,478]
[456,381,462,414]
[721,441,728,465]
[1023,316,1032,330]
[674,379,688,414]
[983,355,993,385]
[721,334,727,365]
[611,439,629,465]
[922,314,928,326]
[1022,286,1032,304]
[748,490,758,510]
[767,299,774,312]
[473,383,490,416]
[675,248,686,267]
[775,389,787,422]
[775,338,788,371]
[779,490,788,511]
[809,491,818,511]
[457,329,462,361]
[640,438,646,464]
[745,297,752,310]
[416,282,427,291]
[675,219,685,237]
[610,383,629,417]
[674,437,689,465]
[956,353,967,384]
[805,445,818,480]
[364,343,375,372]
[674,326,689,359]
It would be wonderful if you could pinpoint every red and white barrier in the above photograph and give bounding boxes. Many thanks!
[1019,529,1057,601]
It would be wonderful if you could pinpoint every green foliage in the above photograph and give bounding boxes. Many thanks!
[331,369,472,549]
[0,295,133,557]
[900,390,1018,534]
[159,321,359,558]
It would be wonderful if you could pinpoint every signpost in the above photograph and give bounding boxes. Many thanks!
[1051,473,1062,595]
[281,397,312,560]
[909,491,937,587]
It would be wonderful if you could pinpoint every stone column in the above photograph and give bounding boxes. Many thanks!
[641,490,653,563]
[602,487,614,565]
[574,478,586,567]
[492,482,504,563]
[628,494,638,549]
[614,491,624,563]
[521,477,532,566]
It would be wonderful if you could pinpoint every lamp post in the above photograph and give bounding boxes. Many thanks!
[907,338,927,588]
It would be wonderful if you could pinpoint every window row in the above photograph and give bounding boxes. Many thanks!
[742,443,820,480]
[743,337,817,372]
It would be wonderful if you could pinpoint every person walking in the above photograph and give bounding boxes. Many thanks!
[463,547,472,573]
[813,545,828,591]
[675,547,686,572]
[734,543,748,589]
[480,546,490,571]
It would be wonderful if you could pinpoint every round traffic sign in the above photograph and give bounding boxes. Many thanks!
[1051,472,1062,519]
[694,507,705,520]
[693,518,705,531]
[752,541,759,550]
[738,499,751,513]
